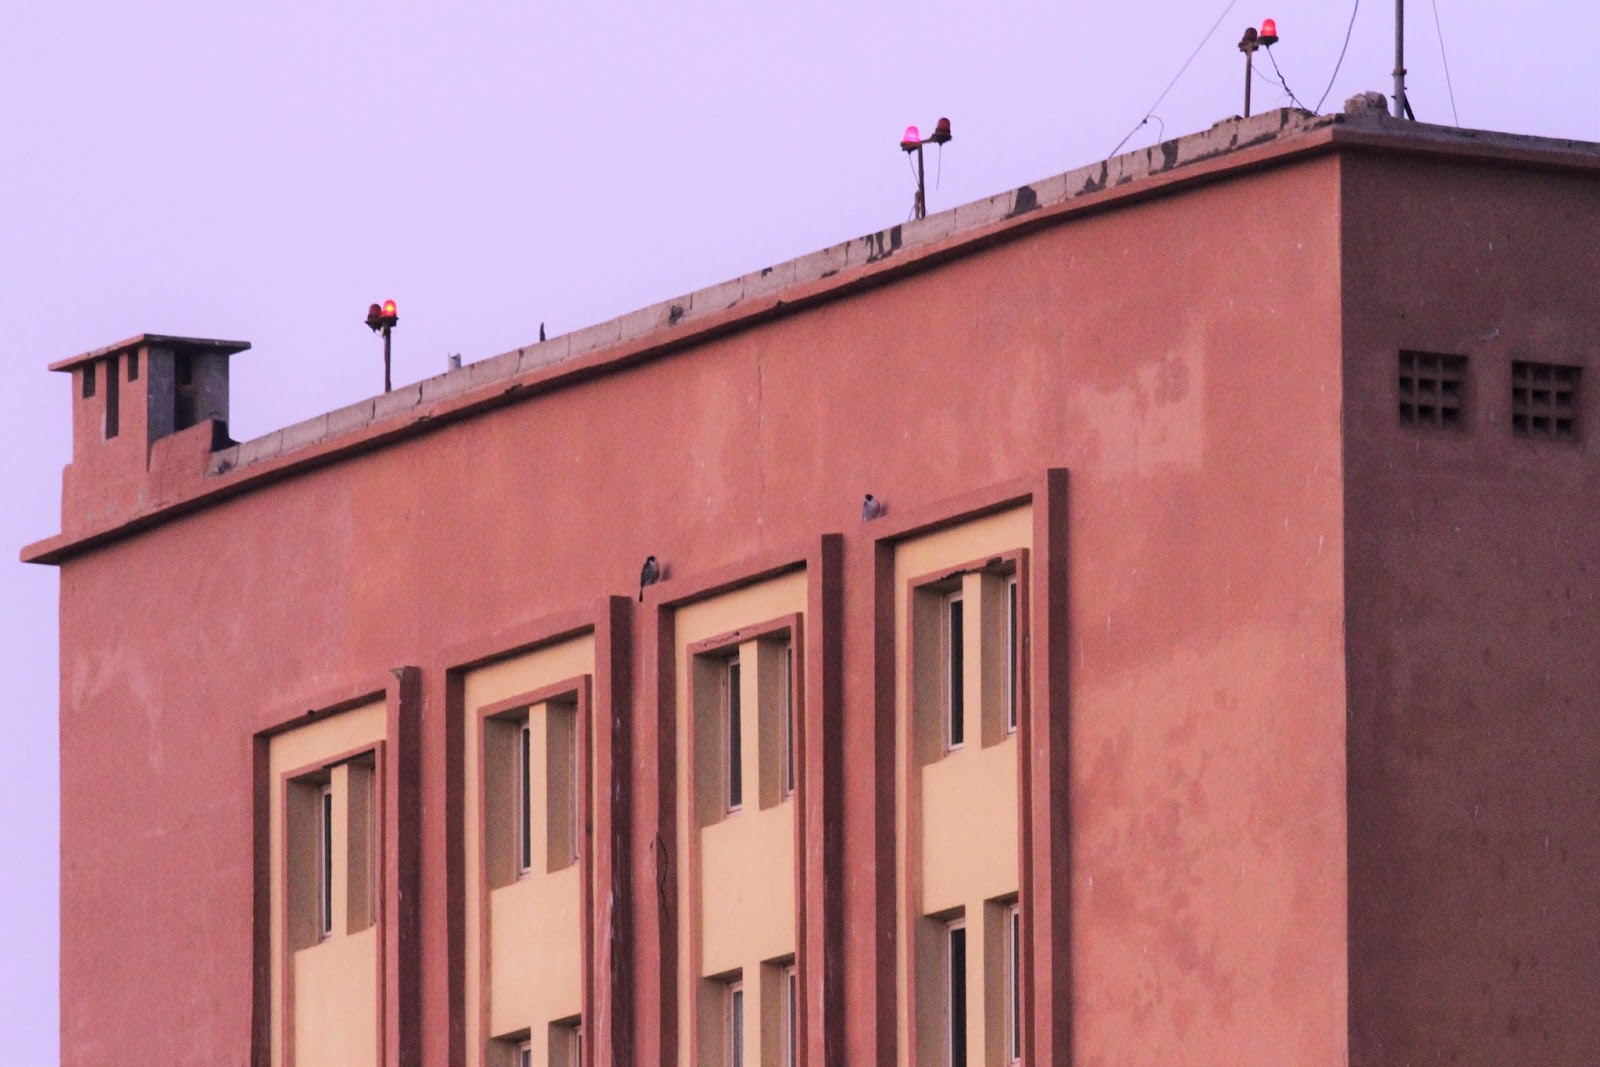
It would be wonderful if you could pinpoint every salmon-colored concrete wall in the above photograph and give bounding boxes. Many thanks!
[1341,153,1600,1064]
[51,151,1350,1064]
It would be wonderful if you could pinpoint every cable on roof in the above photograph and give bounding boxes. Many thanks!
[1430,0,1462,126]
[1314,0,1361,114]
[1107,0,1239,158]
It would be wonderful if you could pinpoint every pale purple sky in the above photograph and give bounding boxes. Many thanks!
[2,2,1595,1059]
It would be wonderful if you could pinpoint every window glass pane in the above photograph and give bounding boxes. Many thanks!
[320,787,333,937]
[727,661,743,810]
[1006,579,1018,732]
[947,597,965,749]
[1009,906,1021,1060]
[781,645,794,796]
[730,985,744,1067]
[949,924,967,1067]
[519,721,532,872]
[784,966,798,1067]
[570,716,581,864]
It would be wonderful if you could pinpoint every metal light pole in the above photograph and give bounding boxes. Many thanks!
[899,117,953,221]
[366,300,399,392]
[1238,20,1278,119]
[1393,0,1411,119]
[1240,27,1259,118]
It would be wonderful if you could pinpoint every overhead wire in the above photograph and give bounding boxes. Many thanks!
[1107,0,1239,158]
[1315,0,1361,114]
[1265,47,1312,112]
[1430,0,1461,126]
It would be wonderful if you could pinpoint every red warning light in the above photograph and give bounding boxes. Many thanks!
[1259,18,1278,44]
[382,299,397,318]
[901,125,921,150]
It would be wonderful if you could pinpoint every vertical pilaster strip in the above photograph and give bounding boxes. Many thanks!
[442,669,467,1067]
[1027,470,1071,1064]
[869,537,900,1066]
[251,735,272,1066]
[803,534,846,1065]
[595,596,634,1067]
[387,666,423,1066]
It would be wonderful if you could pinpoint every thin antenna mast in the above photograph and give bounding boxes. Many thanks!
[1393,0,1411,119]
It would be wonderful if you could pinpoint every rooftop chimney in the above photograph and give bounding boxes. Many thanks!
[48,333,249,534]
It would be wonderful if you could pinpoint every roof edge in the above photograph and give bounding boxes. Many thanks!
[25,101,1600,565]
[47,334,251,373]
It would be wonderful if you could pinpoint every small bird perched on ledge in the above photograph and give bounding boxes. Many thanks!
[639,556,660,601]
[862,494,886,521]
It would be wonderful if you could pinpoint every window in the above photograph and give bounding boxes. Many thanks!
[318,782,334,940]
[728,979,745,1067]
[1006,903,1022,1063]
[517,718,533,875]
[779,643,795,799]
[551,1019,583,1067]
[546,699,580,871]
[946,919,967,1067]
[288,756,377,951]
[515,1038,532,1067]
[725,658,743,813]
[489,698,578,884]
[780,963,798,1067]
[81,360,96,399]
[1005,576,1019,734]
[1512,360,1581,441]
[944,592,965,751]
[127,347,139,381]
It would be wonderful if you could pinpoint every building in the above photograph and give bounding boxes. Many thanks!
[24,96,1600,1065]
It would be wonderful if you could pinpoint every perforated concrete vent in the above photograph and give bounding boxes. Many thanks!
[1399,351,1467,430]
[1512,361,1581,441]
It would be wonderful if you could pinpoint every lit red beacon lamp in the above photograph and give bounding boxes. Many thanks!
[1259,18,1278,45]
[899,117,953,151]
[365,299,399,331]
